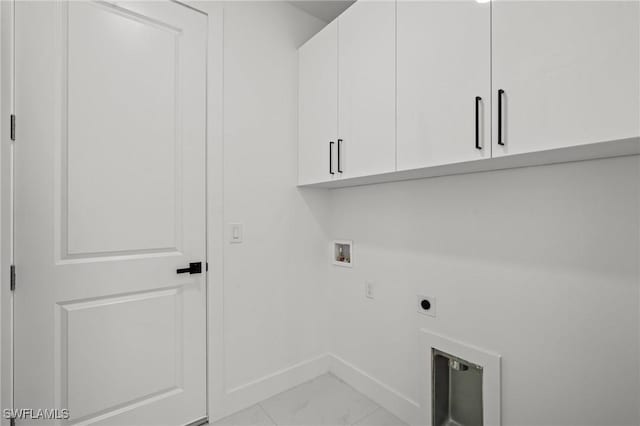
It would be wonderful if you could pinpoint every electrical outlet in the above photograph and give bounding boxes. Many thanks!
[365,281,375,299]
[417,295,436,317]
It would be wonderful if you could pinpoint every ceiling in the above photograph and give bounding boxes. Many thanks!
[288,1,355,23]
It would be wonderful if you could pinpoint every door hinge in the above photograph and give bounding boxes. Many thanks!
[10,114,15,141]
[10,264,15,291]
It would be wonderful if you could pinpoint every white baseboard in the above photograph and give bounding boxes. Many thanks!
[214,354,330,421]
[213,353,426,425]
[328,353,424,426]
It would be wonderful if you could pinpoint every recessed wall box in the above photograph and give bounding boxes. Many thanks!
[333,240,352,267]
[433,349,483,426]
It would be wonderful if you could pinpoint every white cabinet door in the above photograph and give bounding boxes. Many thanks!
[15,2,206,424]
[338,0,396,178]
[298,21,339,185]
[492,0,640,156]
[397,0,491,170]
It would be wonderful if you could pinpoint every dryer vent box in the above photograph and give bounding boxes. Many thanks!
[432,349,483,426]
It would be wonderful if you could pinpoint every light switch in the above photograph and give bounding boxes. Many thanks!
[230,223,243,243]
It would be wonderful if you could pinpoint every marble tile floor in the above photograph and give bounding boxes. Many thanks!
[212,374,407,426]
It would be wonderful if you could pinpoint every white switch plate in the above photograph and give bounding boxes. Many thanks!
[365,281,375,299]
[229,223,243,243]
[417,295,436,317]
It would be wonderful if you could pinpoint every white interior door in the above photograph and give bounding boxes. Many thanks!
[396,0,490,170]
[14,1,207,425]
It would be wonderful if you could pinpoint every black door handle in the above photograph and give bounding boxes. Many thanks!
[329,141,335,175]
[337,139,343,173]
[475,96,482,150]
[177,262,202,275]
[498,89,505,146]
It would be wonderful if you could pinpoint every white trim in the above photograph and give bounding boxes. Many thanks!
[215,355,330,422]
[200,1,225,422]
[207,348,497,426]
[419,328,502,426]
[211,352,423,425]
[328,353,423,426]
[0,1,14,425]
[300,136,640,189]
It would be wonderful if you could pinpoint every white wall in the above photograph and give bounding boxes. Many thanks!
[221,0,329,391]
[196,4,640,423]
[328,156,640,425]
[192,1,331,420]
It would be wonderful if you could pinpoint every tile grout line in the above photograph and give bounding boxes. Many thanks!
[249,374,395,426]
[324,372,382,425]
[348,405,382,426]
[349,408,380,426]
[257,402,279,426]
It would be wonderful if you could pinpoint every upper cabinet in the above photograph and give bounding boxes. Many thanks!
[298,0,640,188]
[298,21,338,185]
[397,0,491,170]
[338,0,396,179]
[492,0,640,156]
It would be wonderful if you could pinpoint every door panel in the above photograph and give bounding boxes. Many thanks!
[298,20,338,185]
[63,288,183,421]
[14,2,207,425]
[397,0,490,170]
[66,1,181,256]
[492,0,640,156]
[338,0,396,178]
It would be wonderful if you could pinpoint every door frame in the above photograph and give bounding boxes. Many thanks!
[0,1,222,424]
[196,1,225,421]
[1,1,15,424]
